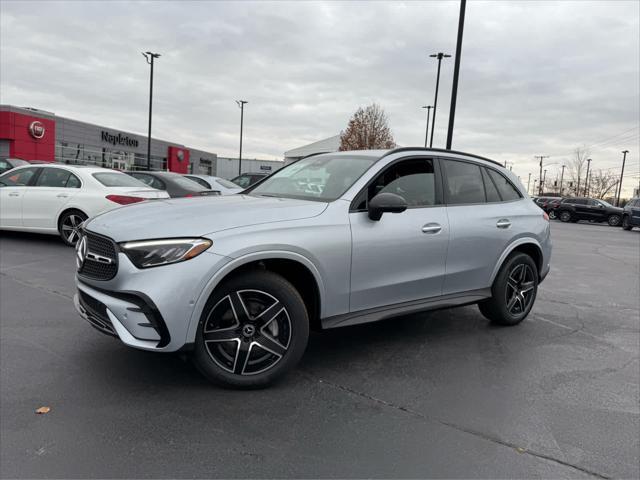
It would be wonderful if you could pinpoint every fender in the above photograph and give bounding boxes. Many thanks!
[184,250,326,346]
[489,237,543,285]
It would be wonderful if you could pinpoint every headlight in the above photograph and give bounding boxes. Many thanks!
[120,238,212,269]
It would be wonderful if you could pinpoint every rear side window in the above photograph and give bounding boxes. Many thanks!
[486,169,521,201]
[94,172,147,187]
[35,168,74,188]
[0,167,38,186]
[481,168,501,202]
[442,160,485,205]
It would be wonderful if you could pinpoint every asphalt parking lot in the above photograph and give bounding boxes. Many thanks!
[1,222,638,479]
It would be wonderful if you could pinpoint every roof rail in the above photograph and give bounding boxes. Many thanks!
[380,147,504,168]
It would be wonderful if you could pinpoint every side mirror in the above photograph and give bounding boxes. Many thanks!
[368,192,408,221]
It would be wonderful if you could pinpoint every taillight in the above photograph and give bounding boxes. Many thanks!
[106,195,146,205]
[543,211,549,221]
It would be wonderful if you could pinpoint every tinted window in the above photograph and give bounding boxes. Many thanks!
[233,175,253,188]
[355,158,437,210]
[94,172,148,187]
[443,160,485,205]
[0,167,38,186]
[35,168,71,187]
[66,174,81,188]
[185,176,211,189]
[481,168,501,202]
[0,160,10,174]
[487,169,521,201]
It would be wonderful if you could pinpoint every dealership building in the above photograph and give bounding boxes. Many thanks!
[0,104,283,177]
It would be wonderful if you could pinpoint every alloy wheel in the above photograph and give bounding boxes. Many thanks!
[560,211,571,222]
[505,263,536,316]
[608,215,621,226]
[203,289,291,376]
[61,214,85,245]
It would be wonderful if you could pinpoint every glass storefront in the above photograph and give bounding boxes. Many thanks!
[56,141,166,171]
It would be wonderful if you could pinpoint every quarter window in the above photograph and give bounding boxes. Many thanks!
[486,169,521,201]
[481,168,501,202]
[442,160,486,205]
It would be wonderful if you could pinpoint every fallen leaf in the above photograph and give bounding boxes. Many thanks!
[516,447,526,454]
[35,406,50,414]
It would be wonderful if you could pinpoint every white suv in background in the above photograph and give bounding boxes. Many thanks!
[0,164,169,246]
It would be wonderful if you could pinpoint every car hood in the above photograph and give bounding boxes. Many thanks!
[85,194,328,242]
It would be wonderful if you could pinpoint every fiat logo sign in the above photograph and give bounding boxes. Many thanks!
[176,150,184,161]
[29,121,45,139]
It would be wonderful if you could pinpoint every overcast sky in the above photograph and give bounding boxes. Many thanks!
[1,1,639,194]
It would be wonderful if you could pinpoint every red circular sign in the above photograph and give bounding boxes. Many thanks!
[29,121,45,139]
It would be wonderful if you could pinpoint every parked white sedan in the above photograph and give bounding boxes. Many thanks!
[183,174,243,195]
[0,164,169,246]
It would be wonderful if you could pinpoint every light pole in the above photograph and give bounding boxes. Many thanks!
[584,158,592,196]
[236,100,248,176]
[616,150,629,206]
[428,52,451,148]
[421,106,432,148]
[142,51,161,171]
[445,0,466,150]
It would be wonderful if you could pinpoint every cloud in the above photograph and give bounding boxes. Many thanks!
[1,0,638,193]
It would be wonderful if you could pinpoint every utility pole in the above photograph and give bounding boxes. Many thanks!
[527,173,531,194]
[584,158,592,196]
[616,150,629,206]
[559,164,565,196]
[428,52,451,147]
[542,169,547,194]
[236,100,248,176]
[535,155,548,195]
[533,179,538,195]
[142,51,161,171]
[421,106,432,148]
[445,0,466,150]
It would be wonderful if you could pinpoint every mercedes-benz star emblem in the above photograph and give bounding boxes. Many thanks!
[76,235,87,270]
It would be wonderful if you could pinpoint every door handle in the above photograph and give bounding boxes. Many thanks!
[56,193,69,198]
[422,223,442,234]
[496,219,511,229]
[8,192,20,197]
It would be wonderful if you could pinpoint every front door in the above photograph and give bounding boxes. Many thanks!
[22,168,81,229]
[0,167,40,227]
[349,157,449,312]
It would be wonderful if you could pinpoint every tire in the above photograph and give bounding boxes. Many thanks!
[478,252,539,326]
[192,270,309,388]
[608,214,621,227]
[622,215,632,231]
[58,210,87,246]
[559,210,572,223]
[548,210,557,220]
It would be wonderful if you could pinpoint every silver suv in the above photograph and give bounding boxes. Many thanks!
[74,148,552,388]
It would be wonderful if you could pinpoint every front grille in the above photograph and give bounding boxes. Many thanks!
[78,231,118,281]
[78,290,116,336]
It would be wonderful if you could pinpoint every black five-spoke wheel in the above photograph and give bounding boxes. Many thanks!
[193,270,309,388]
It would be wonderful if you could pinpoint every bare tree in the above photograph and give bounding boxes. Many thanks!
[587,169,619,200]
[339,103,396,151]
[565,147,589,196]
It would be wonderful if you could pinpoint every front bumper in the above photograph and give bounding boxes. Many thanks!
[74,250,231,352]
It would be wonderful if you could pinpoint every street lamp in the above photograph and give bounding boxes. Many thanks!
[142,51,161,171]
[421,106,432,148]
[428,52,451,148]
[236,100,248,176]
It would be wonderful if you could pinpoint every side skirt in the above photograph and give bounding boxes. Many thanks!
[321,289,491,329]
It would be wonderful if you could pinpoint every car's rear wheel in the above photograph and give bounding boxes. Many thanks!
[559,210,572,222]
[58,210,87,246]
[478,252,538,326]
[608,214,621,227]
[192,270,309,388]
[622,215,632,230]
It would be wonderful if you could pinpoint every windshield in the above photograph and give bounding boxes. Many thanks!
[250,154,377,201]
[93,172,148,187]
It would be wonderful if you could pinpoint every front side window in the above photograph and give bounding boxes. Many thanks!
[35,168,72,188]
[486,169,522,201]
[443,160,486,205]
[94,172,148,187]
[0,167,39,186]
[250,154,377,202]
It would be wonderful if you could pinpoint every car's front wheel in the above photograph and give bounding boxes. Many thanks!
[559,210,572,223]
[622,215,632,230]
[608,214,621,227]
[58,210,87,246]
[478,252,538,326]
[192,270,309,388]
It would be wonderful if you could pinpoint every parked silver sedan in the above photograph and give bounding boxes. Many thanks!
[74,148,552,388]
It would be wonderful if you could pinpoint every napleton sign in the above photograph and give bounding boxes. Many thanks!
[101,130,139,148]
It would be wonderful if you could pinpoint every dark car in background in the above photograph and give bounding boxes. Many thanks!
[0,158,29,174]
[534,196,563,219]
[556,197,623,226]
[622,197,640,230]
[230,172,268,188]
[126,171,221,198]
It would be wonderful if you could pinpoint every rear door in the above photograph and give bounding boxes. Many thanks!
[0,167,40,227]
[23,167,81,229]
[441,159,525,295]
